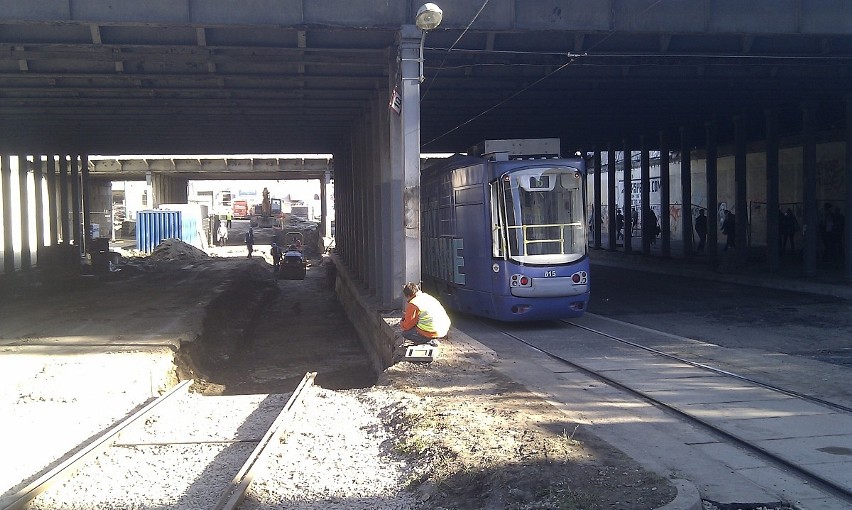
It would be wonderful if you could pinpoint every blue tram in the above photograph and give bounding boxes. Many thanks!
[420,139,590,322]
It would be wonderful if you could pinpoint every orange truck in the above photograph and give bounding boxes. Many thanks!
[232,200,249,219]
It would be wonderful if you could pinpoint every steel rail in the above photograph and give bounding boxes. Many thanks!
[564,316,852,415]
[1,379,193,510]
[213,371,317,510]
[495,323,852,505]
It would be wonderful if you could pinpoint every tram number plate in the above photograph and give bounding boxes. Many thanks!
[544,270,557,277]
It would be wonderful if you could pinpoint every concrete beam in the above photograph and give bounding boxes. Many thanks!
[0,1,848,35]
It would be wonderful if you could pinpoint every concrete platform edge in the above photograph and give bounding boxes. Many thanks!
[655,479,703,510]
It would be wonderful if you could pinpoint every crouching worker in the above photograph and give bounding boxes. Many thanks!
[400,282,450,347]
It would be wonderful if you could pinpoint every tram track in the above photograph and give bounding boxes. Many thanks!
[484,315,852,506]
[3,372,316,510]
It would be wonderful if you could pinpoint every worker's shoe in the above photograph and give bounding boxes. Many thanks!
[427,339,439,347]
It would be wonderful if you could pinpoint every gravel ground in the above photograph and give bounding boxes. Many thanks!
[243,387,420,510]
[1,353,423,510]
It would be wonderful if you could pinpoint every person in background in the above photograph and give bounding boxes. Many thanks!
[217,222,228,247]
[245,227,255,258]
[616,209,625,241]
[400,282,451,347]
[226,211,233,228]
[780,208,799,255]
[270,242,282,272]
[721,209,736,251]
[644,206,660,246]
[694,209,707,253]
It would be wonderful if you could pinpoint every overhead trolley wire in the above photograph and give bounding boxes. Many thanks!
[421,0,668,149]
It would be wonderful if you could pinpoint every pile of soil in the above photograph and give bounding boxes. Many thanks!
[148,238,210,263]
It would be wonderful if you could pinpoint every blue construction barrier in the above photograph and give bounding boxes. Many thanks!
[135,210,183,253]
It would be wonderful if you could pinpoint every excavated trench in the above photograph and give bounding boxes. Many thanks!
[176,257,378,396]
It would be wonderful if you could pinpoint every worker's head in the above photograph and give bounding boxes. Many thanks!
[402,282,420,299]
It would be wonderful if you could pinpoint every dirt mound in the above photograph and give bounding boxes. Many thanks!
[148,238,210,263]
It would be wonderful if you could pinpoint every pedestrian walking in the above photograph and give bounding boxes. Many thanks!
[721,210,736,251]
[616,209,625,241]
[271,242,282,273]
[217,223,228,247]
[245,227,255,258]
[780,208,798,254]
[694,209,708,253]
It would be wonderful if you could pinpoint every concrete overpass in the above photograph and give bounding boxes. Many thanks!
[1,1,851,305]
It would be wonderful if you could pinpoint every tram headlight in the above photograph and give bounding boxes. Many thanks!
[510,274,532,287]
[571,271,588,284]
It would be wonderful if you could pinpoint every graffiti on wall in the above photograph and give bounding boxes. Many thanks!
[817,160,844,198]
[668,204,682,235]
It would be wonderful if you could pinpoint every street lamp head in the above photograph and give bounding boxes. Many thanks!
[415,3,443,31]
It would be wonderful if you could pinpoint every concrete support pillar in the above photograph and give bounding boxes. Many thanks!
[592,148,602,249]
[607,145,617,250]
[680,127,694,259]
[34,156,45,260]
[845,97,852,282]
[659,131,671,258]
[734,116,748,267]
[59,155,70,244]
[18,155,31,270]
[82,154,92,250]
[320,171,330,238]
[333,150,347,261]
[705,122,719,265]
[345,142,356,273]
[622,142,633,253]
[801,104,818,277]
[350,128,364,280]
[363,109,377,294]
[765,109,781,273]
[374,90,394,307]
[640,139,651,254]
[71,155,82,249]
[46,155,58,246]
[388,52,405,306]
[399,25,422,285]
[2,154,13,274]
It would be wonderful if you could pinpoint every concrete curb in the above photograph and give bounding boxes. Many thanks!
[655,479,703,510]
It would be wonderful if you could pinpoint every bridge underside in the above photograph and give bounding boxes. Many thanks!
[1,1,851,303]
[0,1,849,154]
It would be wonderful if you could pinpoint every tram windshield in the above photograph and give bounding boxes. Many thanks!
[492,166,587,264]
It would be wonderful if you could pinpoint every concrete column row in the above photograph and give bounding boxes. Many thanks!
[332,25,420,311]
[589,101,851,282]
[1,154,91,275]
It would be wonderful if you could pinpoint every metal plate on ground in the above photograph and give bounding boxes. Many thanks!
[404,345,438,362]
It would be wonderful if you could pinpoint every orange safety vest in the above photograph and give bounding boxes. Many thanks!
[401,291,451,338]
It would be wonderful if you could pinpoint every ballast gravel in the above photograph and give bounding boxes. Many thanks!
[1,350,420,510]
[243,387,419,510]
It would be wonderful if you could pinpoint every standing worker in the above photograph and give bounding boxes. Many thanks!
[400,282,451,347]
[217,222,228,247]
[271,242,282,273]
[245,227,255,258]
[226,211,232,228]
